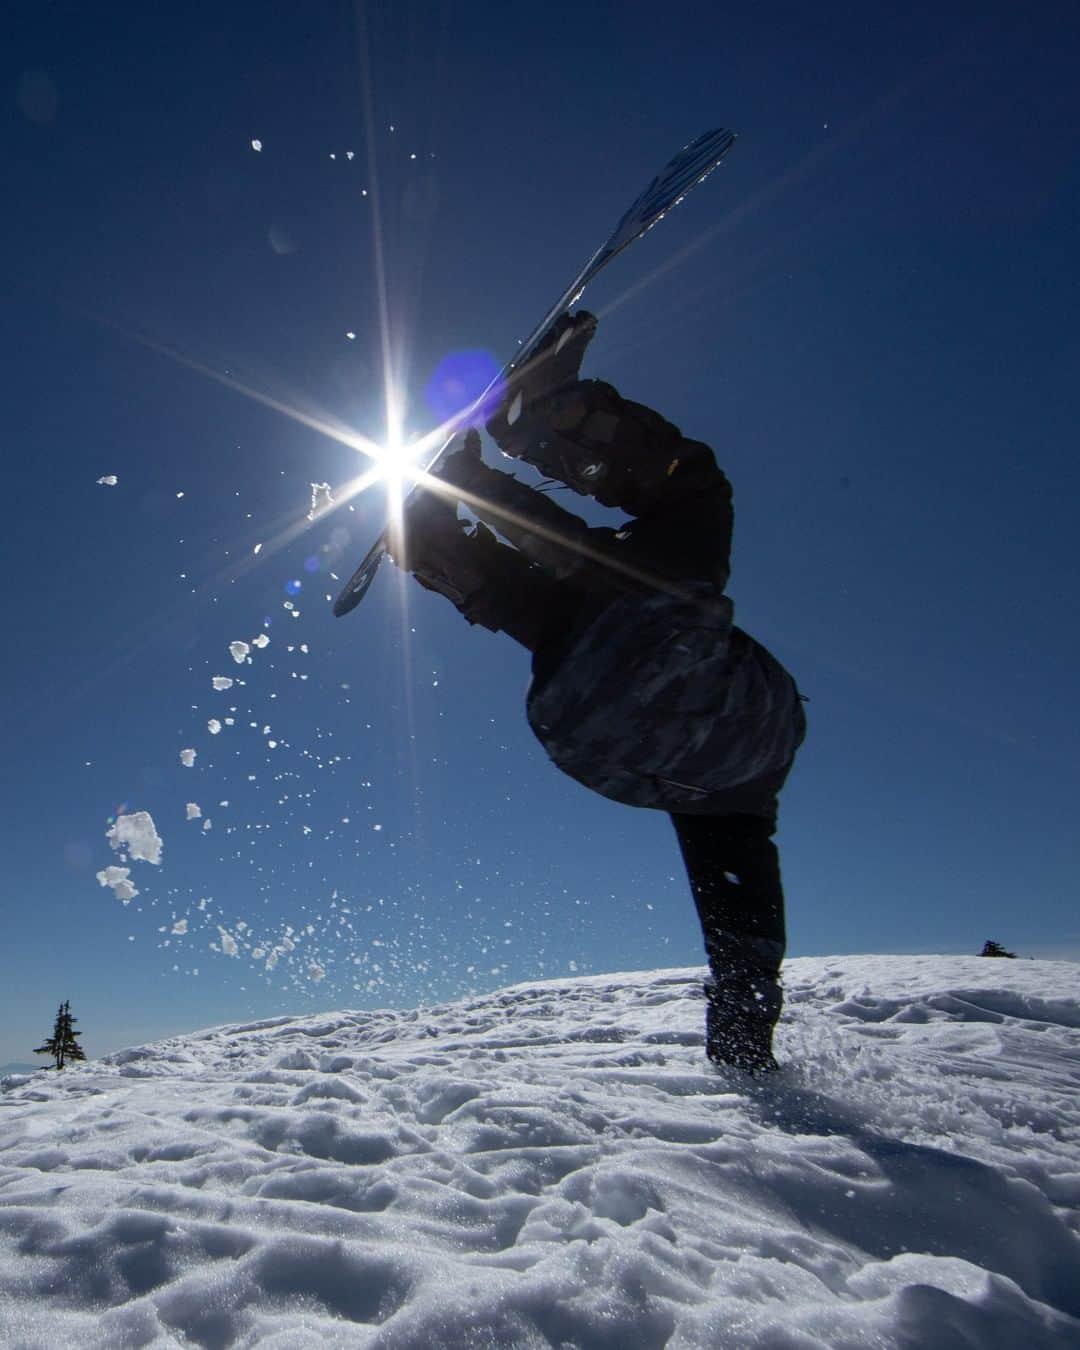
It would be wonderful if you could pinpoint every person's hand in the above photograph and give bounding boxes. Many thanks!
[435,428,487,493]
[486,310,598,458]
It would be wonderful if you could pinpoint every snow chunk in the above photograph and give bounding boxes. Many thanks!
[207,719,222,735]
[251,633,270,649]
[202,818,212,832]
[107,811,163,865]
[171,918,188,935]
[212,677,234,691]
[251,139,262,152]
[218,928,239,957]
[308,962,326,983]
[229,641,250,665]
[96,866,137,903]
[309,482,333,519]
[180,748,196,767]
[96,475,118,486]
[185,802,202,820]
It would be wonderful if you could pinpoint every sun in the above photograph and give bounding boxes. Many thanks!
[377,396,412,511]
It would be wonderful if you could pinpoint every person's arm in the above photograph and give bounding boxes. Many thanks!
[618,444,734,591]
[438,432,591,578]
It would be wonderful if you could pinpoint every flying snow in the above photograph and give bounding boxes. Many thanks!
[106,810,163,865]
[185,803,201,820]
[207,719,222,735]
[95,865,137,903]
[250,139,262,152]
[308,482,333,519]
[211,677,233,691]
[251,634,270,649]
[96,475,118,486]
[179,748,196,767]
[229,641,250,665]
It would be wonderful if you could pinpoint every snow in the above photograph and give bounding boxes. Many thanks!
[185,802,201,820]
[211,676,234,691]
[179,748,196,767]
[207,718,222,735]
[106,810,163,865]
[229,641,250,665]
[1,956,1078,1347]
[95,474,117,486]
[309,482,333,518]
[94,864,137,903]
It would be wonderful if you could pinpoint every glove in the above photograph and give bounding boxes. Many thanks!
[435,428,488,495]
[486,310,599,461]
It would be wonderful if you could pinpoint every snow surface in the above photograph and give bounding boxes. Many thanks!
[1,956,1078,1348]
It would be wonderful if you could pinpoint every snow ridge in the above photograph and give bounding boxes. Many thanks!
[1,955,1078,1347]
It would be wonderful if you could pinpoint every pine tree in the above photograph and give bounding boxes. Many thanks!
[33,1001,87,1070]
[979,940,1017,959]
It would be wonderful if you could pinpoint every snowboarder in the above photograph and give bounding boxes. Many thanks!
[390,312,805,1073]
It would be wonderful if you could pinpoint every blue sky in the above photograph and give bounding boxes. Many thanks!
[2,1,1078,1064]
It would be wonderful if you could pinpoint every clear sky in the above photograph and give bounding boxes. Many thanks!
[2,1,1078,1066]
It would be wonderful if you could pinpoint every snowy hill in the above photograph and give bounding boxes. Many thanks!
[1,956,1078,1348]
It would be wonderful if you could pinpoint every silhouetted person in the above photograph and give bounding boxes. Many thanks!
[392,313,805,1073]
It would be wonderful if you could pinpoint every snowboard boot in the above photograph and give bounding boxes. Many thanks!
[702,933,784,1075]
[390,486,557,651]
[704,978,781,1075]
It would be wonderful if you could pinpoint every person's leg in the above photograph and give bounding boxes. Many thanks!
[669,808,787,1073]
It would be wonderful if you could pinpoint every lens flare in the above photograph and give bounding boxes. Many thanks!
[425,349,503,423]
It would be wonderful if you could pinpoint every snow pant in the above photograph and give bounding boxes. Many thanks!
[670,777,791,1071]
